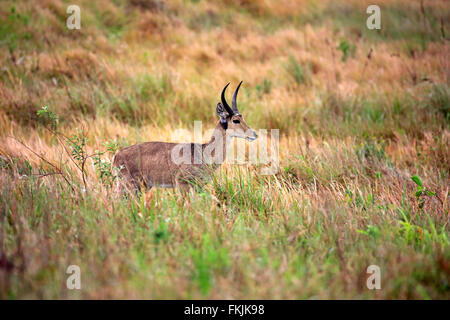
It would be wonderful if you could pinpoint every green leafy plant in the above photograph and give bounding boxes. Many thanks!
[357,225,381,239]
[66,128,90,190]
[92,140,120,186]
[37,105,58,129]
[398,208,424,245]
[411,175,436,209]
[337,39,356,62]
[37,105,120,192]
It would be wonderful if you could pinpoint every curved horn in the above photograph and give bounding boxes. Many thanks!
[221,82,233,115]
[232,80,243,114]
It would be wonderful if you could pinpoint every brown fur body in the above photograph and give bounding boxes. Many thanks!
[112,82,257,192]
[113,122,228,191]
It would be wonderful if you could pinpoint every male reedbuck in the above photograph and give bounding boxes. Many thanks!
[113,81,257,192]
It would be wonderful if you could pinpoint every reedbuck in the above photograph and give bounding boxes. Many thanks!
[113,81,258,192]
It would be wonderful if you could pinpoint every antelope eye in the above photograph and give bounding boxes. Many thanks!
[232,119,240,124]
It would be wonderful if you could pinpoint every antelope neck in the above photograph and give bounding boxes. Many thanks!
[202,121,231,164]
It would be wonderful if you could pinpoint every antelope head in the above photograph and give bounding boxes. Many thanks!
[216,81,258,141]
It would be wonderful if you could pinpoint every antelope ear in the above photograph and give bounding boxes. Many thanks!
[216,102,228,123]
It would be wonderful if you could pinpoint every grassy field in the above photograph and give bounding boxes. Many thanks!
[0,0,449,299]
